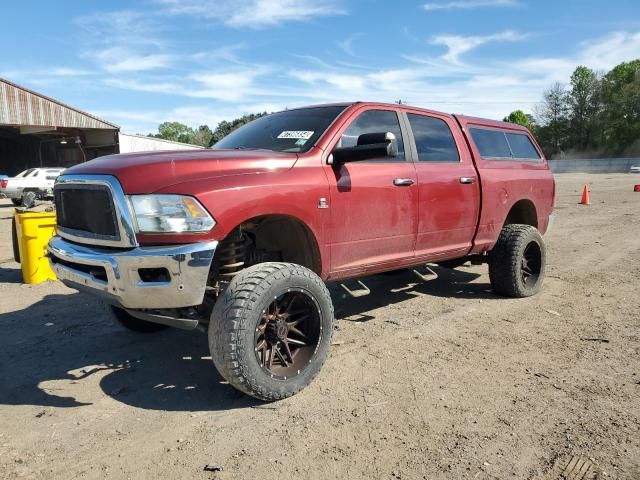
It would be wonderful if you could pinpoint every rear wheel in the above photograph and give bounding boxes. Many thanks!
[209,262,334,401]
[11,198,21,206]
[489,224,545,298]
[111,306,170,333]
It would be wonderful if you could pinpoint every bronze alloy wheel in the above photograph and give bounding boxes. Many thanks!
[254,288,322,379]
[209,262,334,401]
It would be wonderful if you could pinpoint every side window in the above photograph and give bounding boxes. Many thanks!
[407,113,460,162]
[340,110,405,161]
[469,128,511,158]
[505,133,540,159]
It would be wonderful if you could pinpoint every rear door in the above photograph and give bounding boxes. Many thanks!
[323,107,418,275]
[459,121,553,251]
[402,109,480,258]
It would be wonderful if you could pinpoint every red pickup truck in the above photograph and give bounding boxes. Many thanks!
[47,102,554,400]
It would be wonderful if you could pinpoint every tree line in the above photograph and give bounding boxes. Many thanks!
[505,59,640,159]
[148,112,267,148]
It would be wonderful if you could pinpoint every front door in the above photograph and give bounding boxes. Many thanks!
[323,107,418,276]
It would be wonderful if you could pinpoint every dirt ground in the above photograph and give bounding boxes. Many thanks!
[0,173,639,480]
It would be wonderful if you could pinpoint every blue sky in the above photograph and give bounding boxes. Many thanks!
[2,0,639,134]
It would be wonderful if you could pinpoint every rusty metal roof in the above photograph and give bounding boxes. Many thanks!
[0,78,119,130]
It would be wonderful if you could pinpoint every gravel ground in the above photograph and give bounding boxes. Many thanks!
[0,173,639,479]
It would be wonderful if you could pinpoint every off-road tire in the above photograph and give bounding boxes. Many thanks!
[11,198,21,206]
[11,216,20,263]
[489,224,545,298]
[209,262,334,401]
[111,306,170,333]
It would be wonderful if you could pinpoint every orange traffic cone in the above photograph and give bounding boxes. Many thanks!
[579,185,590,205]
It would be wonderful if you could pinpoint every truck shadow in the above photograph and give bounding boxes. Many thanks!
[0,292,256,412]
[0,266,498,412]
[332,265,499,321]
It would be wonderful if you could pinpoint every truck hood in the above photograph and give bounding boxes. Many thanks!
[63,149,298,193]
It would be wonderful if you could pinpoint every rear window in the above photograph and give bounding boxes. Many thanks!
[505,133,540,159]
[469,129,511,158]
[470,128,540,160]
[407,113,459,162]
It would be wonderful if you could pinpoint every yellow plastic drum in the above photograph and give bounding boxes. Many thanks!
[14,210,57,284]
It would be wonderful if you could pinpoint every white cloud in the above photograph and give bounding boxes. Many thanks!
[104,65,273,102]
[191,72,256,91]
[190,44,247,64]
[278,30,640,121]
[423,0,519,11]
[509,31,640,85]
[189,69,267,100]
[104,78,179,93]
[338,33,363,56]
[49,68,95,76]
[290,71,366,91]
[89,29,640,133]
[431,30,529,65]
[74,10,164,47]
[92,47,174,73]
[579,31,640,71]
[155,0,345,28]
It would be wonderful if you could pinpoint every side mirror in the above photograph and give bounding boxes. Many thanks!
[331,132,398,164]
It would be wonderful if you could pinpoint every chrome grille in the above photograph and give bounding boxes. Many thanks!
[55,184,119,241]
[53,175,138,248]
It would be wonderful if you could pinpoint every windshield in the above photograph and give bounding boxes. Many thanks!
[212,105,347,153]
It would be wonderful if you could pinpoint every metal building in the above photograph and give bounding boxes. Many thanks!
[0,78,202,176]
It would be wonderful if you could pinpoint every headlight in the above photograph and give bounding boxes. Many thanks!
[129,195,215,233]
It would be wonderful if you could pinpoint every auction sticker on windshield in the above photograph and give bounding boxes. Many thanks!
[277,131,314,139]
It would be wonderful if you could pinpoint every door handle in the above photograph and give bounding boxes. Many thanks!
[459,177,476,184]
[393,178,415,186]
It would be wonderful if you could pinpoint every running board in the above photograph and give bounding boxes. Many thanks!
[412,265,438,282]
[125,309,200,330]
[340,280,371,298]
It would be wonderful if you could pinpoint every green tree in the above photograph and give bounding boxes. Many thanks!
[503,110,536,132]
[510,58,640,158]
[190,125,214,147]
[599,59,640,155]
[152,122,195,144]
[535,82,570,156]
[567,66,600,150]
[209,112,268,146]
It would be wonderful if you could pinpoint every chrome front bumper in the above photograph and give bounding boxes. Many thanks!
[47,236,217,309]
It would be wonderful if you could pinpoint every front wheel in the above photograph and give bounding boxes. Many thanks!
[11,198,21,206]
[489,224,546,298]
[209,262,334,401]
